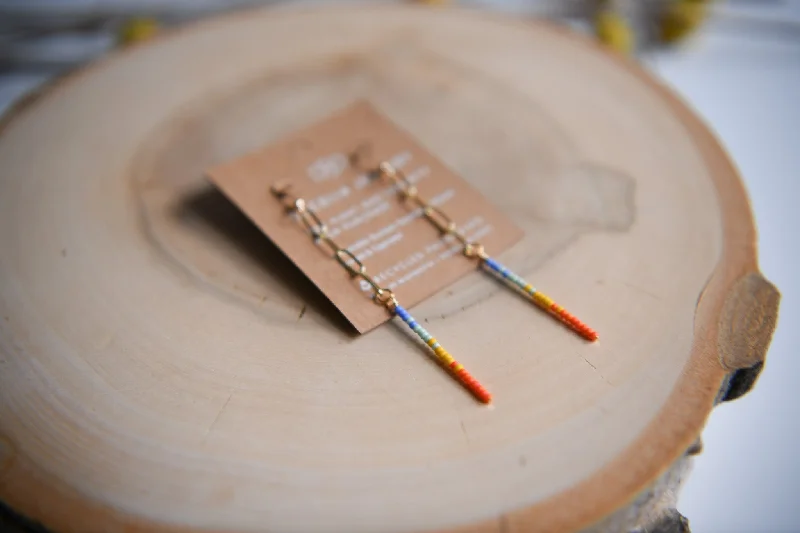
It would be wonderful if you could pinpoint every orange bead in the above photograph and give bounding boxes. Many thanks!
[455,368,492,403]
[550,303,598,341]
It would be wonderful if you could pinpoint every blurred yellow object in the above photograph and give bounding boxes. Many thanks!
[119,17,160,46]
[660,0,711,43]
[594,10,633,54]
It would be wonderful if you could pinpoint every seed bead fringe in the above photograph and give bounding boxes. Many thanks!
[394,304,492,403]
[482,257,598,342]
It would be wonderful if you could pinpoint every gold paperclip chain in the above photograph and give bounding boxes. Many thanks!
[377,162,488,260]
[270,183,397,309]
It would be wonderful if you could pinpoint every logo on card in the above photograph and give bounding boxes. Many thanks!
[306,153,348,184]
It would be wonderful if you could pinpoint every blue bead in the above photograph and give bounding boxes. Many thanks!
[485,257,501,271]
[395,305,410,321]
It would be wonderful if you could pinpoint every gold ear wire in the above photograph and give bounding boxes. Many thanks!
[271,179,300,197]
[348,141,373,170]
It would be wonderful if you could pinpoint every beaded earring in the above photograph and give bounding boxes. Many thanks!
[374,162,598,342]
[271,184,492,403]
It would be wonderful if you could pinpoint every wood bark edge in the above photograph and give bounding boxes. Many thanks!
[719,272,780,372]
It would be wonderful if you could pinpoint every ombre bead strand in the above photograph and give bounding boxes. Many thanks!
[394,304,492,403]
[482,257,598,342]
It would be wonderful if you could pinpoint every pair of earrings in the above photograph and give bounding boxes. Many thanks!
[271,160,597,404]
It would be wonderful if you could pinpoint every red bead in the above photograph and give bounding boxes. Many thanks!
[548,303,598,341]
[456,368,492,403]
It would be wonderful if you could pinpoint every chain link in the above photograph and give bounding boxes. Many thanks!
[271,184,397,309]
[377,162,487,260]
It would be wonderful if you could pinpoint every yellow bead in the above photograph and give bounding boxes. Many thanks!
[426,338,437,348]
[660,1,710,43]
[434,347,454,365]
[451,363,464,372]
[594,10,633,54]
[118,17,160,47]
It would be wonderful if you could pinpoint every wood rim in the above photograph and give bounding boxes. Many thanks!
[0,5,777,533]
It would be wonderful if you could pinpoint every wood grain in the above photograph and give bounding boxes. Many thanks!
[0,4,778,533]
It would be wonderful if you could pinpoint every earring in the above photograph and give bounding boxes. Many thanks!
[270,184,492,404]
[375,162,598,342]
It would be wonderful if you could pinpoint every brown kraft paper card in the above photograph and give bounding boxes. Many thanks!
[207,101,524,333]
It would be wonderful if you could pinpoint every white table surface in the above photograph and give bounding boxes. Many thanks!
[0,5,798,532]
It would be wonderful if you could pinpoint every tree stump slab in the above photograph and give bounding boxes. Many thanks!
[0,5,779,533]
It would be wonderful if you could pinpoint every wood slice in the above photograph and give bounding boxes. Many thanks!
[0,5,779,533]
